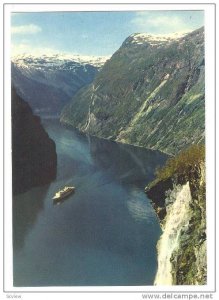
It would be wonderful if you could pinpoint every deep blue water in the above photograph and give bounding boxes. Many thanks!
[13,120,167,287]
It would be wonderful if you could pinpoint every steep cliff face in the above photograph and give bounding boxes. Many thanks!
[146,160,206,285]
[60,27,204,155]
[12,87,57,194]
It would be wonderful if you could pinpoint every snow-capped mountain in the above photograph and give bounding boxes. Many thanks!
[12,53,109,68]
[12,53,109,116]
[123,31,190,47]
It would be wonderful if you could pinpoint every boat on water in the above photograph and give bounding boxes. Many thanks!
[52,186,75,201]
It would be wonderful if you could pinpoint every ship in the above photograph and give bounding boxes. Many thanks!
[52,186,75,201]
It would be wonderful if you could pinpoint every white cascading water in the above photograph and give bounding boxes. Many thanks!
[154,182,192,285]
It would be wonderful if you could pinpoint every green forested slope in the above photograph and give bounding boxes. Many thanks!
[61,27,204,155]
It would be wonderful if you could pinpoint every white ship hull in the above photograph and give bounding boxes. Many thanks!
[52,186,75,201]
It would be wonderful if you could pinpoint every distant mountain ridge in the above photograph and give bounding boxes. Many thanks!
[12,53,110,68]
[60,27,205,155]
[12,53,109,116]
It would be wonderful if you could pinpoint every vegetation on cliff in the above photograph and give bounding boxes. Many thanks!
[148,144,205,189]
[146,144,206,285]
[61,27,204,155]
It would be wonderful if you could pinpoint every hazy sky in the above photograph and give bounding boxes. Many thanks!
[11,11,204,57]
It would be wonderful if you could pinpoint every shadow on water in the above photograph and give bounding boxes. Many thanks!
[13,184,50,251]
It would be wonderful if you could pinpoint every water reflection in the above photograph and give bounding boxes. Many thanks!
[127,188,156,222]
[13,185,49,251]
[88,134,167,187]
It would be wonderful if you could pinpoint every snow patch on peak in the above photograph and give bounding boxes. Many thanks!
[129,31,191,46]
[11,53,110,68]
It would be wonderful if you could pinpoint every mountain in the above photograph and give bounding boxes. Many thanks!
[12,86,57,194]
[12,54,109,116]
[60,27,205,155]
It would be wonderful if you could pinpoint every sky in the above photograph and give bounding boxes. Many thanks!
[11,10,204,57]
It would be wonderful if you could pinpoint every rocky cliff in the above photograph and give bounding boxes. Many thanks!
[60,27,204,155]
[12,86,57,194]
[145,145,206,285]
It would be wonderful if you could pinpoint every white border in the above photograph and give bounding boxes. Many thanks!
[3,1,216,295]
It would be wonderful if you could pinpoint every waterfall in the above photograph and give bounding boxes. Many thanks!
[154,182,192,285]
[84,84,99,132]
[84,104,91,131]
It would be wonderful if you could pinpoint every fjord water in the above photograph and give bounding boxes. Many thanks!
[13,120,167,287]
